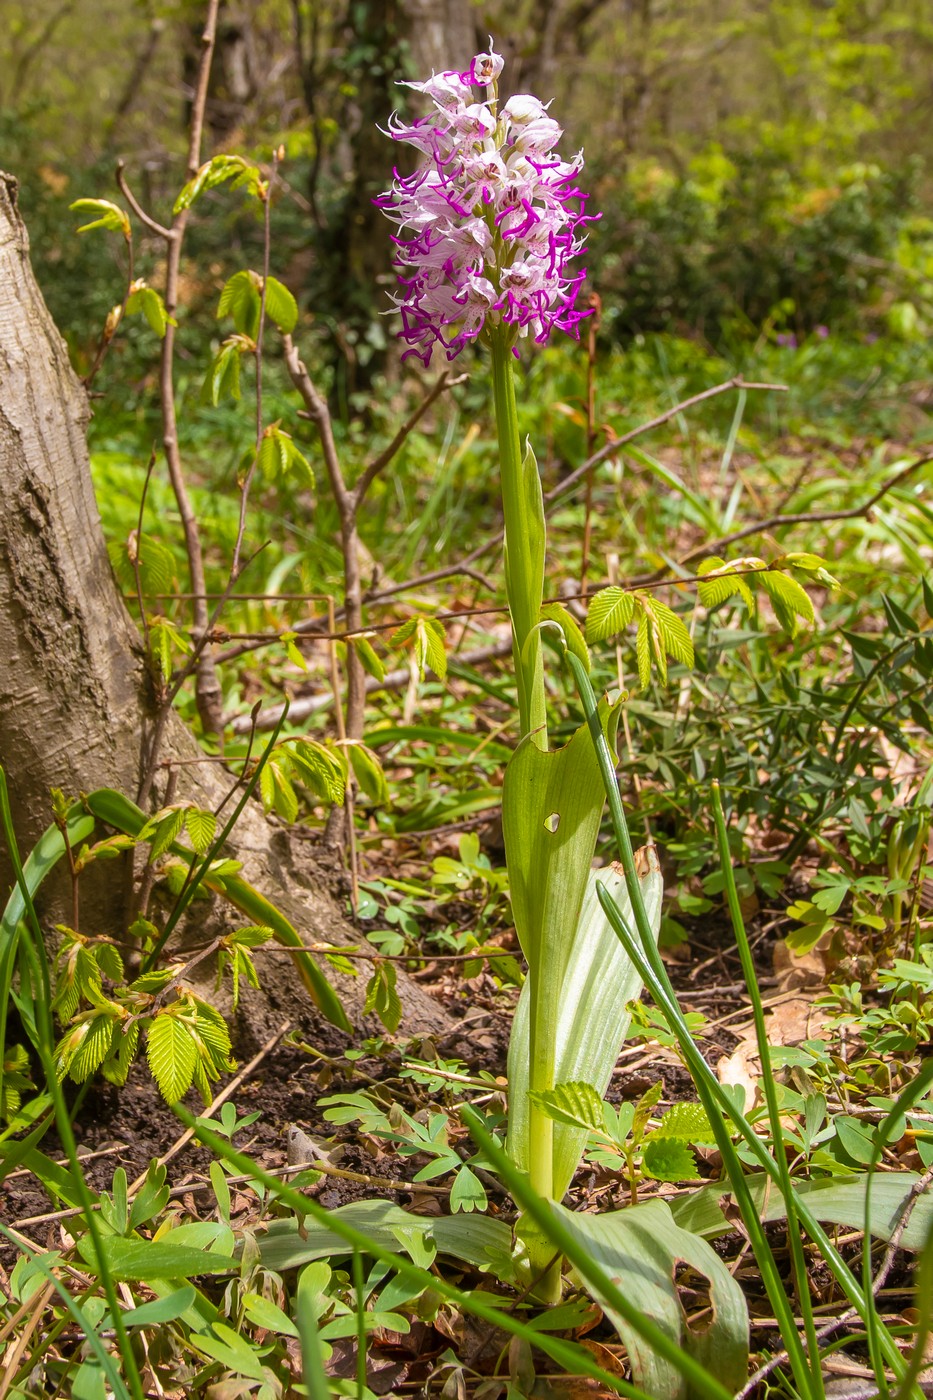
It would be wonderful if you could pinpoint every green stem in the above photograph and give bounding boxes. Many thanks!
[490,329,556,1295]
[489,328,547,746]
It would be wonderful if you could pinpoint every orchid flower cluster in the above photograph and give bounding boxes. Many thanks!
[377,47,593,364]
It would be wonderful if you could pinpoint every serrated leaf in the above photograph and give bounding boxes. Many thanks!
[217,269,261,337]
[640,594,695,671]
[146,1014,198,1104]
[201,339,243,406]
[145,807,187,861]
[58,1014,118,1082]
[391,616,447,680]
[585,586,635,644]
[173,155,261,213]
[528,1081,606,1133]
[100,1020,139,1088]
[184,807,217,855]
[350,635,385,681]
[290,740,346,806]
[651,1101,716,1143]
[696,556,756,609]
[635,610,651,688]
[348,744,389,804]
[364,961,402,1032]
[126,285,171,338]
[540,602,590,671]
[264,276,298,334]
[642,1138,700,1182]
[759,570,815,636]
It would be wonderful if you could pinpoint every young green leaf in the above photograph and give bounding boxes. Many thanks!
[146,1013,198,1104]
[70,198,131,239]
[263,276,298,334]
[365,961,402,1033]
[218,269,262,337]
[173,155,262,213]
[528,1081,606,1133]
[184,807,217,856]
[759,570,815,636]
[349,634,386,682]
[125,284,173,338]
[348,743,389,805]
[642,1138,699,1182]
[696,557,756,610]
[585,586,635,644]
[391,616,447,680]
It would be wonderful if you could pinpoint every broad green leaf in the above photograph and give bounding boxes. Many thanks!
[540,602,590,671]
[651,1102,716,1143]
[349,635,385,681]
[243,1292,299,1337]
[146,1014,198,1104]
[696,557,756,610]
[184,807,217,855]
[642,1138,699,1181]
[585,586,635,643]
[449,1165,487,1214]
[113,1287,197,1329]
[556,1198,748,1400]
[125,285,172,338]
[264,276,298,334]
[78,1235,235,1280]
[759,570,815,636]
[508,858,662,1199]
[192,1322,269,1381]
[217,269,261,336]
[348,743,389,805]
[529,1081,606,1133]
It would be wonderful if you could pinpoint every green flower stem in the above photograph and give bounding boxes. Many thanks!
[490,329,557,1295]
[489,328,547,747]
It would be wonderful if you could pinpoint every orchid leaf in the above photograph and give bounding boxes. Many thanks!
[556,1198,749,1400]
[508,857,663,1199]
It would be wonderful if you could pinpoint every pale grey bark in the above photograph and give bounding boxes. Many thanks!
[0,171,449,1043]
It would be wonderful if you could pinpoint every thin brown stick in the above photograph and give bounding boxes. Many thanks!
[283,335,366,752]
[151,0,225,754]
[675,453,933,569]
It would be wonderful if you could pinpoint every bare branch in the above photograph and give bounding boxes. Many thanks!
[675,453,933,569]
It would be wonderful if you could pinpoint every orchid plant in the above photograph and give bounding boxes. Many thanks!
[379,45,664,1298]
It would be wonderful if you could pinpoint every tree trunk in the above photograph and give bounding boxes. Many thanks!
[0,170,449,1047]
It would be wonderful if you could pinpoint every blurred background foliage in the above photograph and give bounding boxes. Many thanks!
[3,0,933,370]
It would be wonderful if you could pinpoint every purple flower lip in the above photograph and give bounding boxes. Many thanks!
[377,46,595,365]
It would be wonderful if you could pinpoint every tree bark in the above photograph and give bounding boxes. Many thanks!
[0,170,449,1047]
